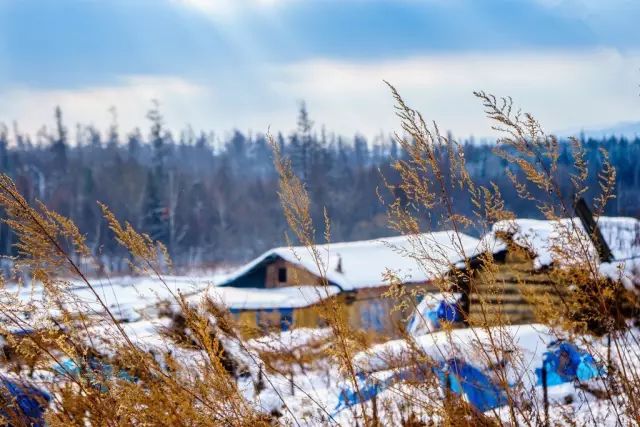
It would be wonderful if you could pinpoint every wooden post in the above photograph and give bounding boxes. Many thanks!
[290,370,295,396]
[371,385,379,426]
[574,197,613,262]
[607,333,611,369]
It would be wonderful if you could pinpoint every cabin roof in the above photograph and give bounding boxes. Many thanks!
[219,231,482,291]
[479,217,640,289]
[190,285,341,311]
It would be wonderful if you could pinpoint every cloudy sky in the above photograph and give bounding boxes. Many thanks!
[0,0,639,140]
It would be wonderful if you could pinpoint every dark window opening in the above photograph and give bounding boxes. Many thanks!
[278,267,287,283]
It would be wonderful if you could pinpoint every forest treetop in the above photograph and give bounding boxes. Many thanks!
[0,104,637,272]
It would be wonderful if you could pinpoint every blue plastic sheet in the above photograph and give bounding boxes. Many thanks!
[536,341,603,386]
[0,375,50,427]
[407,295,463,335]
[334,359,507,415]
[54,357,137,392]
[437,300,462,324]
[334,373,387,413]
[335,340,604,415]
[434,359,507,412]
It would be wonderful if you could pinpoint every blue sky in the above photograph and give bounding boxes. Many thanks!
[1,0,640,139]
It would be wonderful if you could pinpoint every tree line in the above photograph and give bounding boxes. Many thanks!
[0,103,638,273]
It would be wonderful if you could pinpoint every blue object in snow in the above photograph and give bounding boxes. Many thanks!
[54,357,138,392]
[422,300,463,330]
[333,372,393,414]
[437,300,463,324]
[536,341,603,387]
[334,365,436,413]
[0,375,50,427]
[407,294,464,335]
[333,358,509,416]
[434,358,507,412]
[334,357,509,415]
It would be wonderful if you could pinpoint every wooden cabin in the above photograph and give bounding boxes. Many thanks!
[215,231,482,338]
[463,217,640,327]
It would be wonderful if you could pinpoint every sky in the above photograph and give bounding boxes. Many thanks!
[0,0,640,141]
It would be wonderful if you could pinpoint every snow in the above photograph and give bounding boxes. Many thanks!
[0,274,218,329]
[220,231,482,291]
[248,327,333,354]
[191,285,341,310]
[257,322,634,425]
[353,324,555,388]
[481,217,640,289]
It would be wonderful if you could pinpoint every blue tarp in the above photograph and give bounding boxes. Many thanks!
[437,300,463,324]
[334,359,507,415]
[0,375,50,427]
[407,294,463,335]
[336,341,604,415]
[535,341,603,386]
[334,373,392,414]
[54,357,137,392]
[434,358,507,412]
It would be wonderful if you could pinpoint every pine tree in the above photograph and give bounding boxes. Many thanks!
[107,106,119,149]
[141,101,169,244]
[295,101,314,181]
[51,106,68,172]
[142,170,168,243]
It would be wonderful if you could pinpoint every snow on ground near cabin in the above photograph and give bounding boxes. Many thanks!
[253,323,640,425]
[0,270,338,333]
[220,231,483,291]
[483,216,640,289]
[353,323,554,387]
[5,300,640,426]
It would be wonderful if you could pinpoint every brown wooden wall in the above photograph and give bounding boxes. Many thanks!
[265,259,323,288]
[231,283,435,339]
[467,249,566,326]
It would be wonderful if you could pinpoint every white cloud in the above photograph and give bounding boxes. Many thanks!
[0,76,217,139]
[267,48,640,139]
[2,49,640,142]
[174,0,289,19]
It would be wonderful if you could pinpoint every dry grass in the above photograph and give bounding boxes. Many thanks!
[0,84,637,426]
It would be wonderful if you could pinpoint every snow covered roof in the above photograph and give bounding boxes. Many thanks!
[480,217,640,289]
[219,231,482,291]
[0,275,217,328]
[191,285,341,311]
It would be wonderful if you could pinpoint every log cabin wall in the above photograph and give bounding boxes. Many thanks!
[347,283,436,338]
[467,249,566,326]
[231,280,434,339]
[231,295,348,339]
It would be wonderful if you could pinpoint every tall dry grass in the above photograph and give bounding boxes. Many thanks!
[0,83,637,426]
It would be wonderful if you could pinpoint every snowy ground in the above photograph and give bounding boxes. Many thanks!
[2,271,639,425]
[3,309,639,425]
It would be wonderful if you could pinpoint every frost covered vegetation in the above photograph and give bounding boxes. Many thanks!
[0,85,639,426]
[0,102,639,269]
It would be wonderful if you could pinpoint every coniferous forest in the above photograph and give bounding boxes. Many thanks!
[0,103,638,271]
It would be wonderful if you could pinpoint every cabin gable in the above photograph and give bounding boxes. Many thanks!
[265,258,324,288]
[222,255,330,289]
